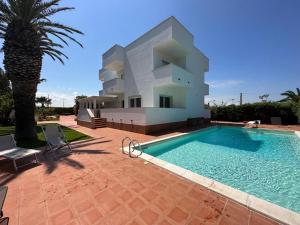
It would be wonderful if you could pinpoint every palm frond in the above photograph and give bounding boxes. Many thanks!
[43,49,65,64]
[0,0,83,64]
[37,20,82,33]
[40,6,74,18]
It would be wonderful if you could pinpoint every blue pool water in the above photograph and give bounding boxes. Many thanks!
[143,126,300,212]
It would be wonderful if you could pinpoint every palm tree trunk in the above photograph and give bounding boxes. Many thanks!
[3,21,42,140]
[12,81,38,140]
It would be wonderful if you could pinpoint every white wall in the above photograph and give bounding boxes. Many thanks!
[101,108,146,125]
[124,26,173,108]
[145,108,187,125]
[77,109,92,122]
[100,107,188,125]
[153,86,186,108]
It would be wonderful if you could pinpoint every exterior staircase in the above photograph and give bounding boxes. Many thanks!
[92,118,107,128]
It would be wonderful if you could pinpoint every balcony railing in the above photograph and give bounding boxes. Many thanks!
[153,63,194,87]
[103,78,124,94]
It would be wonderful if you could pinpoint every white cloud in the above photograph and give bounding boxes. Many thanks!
[36,91,78,107]
[207,80,244,88]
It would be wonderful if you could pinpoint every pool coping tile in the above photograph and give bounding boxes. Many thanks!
[121,130,300,225]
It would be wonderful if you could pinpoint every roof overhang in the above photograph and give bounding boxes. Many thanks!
[78,95,118,103]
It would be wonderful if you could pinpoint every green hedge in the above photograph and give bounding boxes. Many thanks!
[36,107,74,115]
[52,107,74,115]
[210,102,298,124]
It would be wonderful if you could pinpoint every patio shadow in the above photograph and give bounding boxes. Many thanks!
[43,148,111,174]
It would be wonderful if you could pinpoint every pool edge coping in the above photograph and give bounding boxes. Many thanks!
[122,128,300,225]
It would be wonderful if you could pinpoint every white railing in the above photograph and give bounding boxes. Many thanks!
[79,107,210,126]
[153,63,194,87]
[103,78,124,94]
[101,108,146,125]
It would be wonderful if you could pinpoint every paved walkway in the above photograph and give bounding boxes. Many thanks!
[0,116,283,225]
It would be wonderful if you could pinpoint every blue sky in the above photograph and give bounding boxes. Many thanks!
[1,0,300,106]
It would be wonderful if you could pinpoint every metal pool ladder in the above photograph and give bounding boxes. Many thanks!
[122,137,143,158]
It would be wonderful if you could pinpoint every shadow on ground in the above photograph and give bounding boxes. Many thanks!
[0,137,112,185]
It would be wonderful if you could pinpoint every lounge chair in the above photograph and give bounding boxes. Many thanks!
[0,218,9,225]
[41,124,72,153]
[247,120,261,128]
[0,186,8,218]
[0,135,40,171]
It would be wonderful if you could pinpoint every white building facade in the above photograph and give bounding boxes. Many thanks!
[78,17,210,133]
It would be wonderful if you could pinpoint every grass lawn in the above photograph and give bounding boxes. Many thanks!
[0,124,91,148]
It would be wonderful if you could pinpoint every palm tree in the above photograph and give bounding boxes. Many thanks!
[36,96,51,107]
[259,94,269,102]
[0,0,83,140]
[280,88,300,103]
[74,95,86,115]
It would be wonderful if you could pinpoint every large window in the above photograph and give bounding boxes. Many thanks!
[129,96,142,108]
[159,95,171,108]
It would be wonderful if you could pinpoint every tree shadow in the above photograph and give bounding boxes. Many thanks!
[0,170,19,186]
[0,137,112,185]
[70,139,112,149]
[42,147,111,174]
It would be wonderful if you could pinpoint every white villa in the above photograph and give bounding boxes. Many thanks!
[77,16,210,134]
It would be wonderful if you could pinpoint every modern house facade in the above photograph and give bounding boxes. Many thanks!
[77,16,210,133]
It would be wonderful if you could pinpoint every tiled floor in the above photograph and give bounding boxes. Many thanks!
[0,116,290,225]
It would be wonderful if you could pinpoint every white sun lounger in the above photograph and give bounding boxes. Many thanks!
[247,120,261,128]
[0,135,40,171]
[247,120,261,124]
[41,124,72,153]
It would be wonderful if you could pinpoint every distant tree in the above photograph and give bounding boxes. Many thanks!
[74,95,87,115]
[36,96,52,107]
[259,94,269,102]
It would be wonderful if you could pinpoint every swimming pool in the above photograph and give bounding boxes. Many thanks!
[142,126,300,213]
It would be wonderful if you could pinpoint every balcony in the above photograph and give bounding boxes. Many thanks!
[99,69,119,82]
[153,63,194,87]
[102,45,125,71]
[103,78,124,94]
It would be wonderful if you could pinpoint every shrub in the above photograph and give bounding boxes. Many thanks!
[51,107,74,115]
[211,102,298,124]
[294,102,300,123]
[0,92,14,125]
[36,107,55,120]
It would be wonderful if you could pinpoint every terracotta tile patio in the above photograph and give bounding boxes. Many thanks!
[0,116,289,225]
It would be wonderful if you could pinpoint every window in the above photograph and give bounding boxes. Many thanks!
[129,96,142,108]
[159,96,171,108]
[136,98,141,107]
[130,98,135,108]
